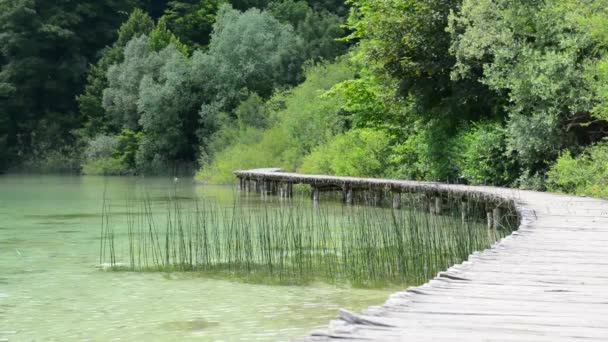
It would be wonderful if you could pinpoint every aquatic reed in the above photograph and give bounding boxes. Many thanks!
[100,190,517,287]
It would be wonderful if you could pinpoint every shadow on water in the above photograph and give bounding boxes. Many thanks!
[25,213,101,220]
[161,319,219,332]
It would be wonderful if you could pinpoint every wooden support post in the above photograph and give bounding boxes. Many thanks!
[461,201,468,223]
[373,189,382,206]
[287,183,293,198]
[342,185,354,205]
[434,197,442,215]
[312,186,320,204]
[270,181,277,195]
[487,211,494,230]
[492,207,502,230]
[346,187,353,205]
[392,192,401,210]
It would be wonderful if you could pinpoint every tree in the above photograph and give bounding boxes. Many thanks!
[298,9,347,62]
[341,0,500,151]
[0,0,137,162]
[78,9,155,135]
[136,44,198,169]
[149,18,189,54]
[102,35,169,131]
[228,0,269,11]
[191,4,305,109]
[449,0,602,174]
[162,0,224,48]
[269,0,347,62]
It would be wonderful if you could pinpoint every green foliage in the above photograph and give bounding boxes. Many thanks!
[82,157,131,175]
[268,0,310,27]
[389,120,459,182]
[113,129,142,170]
[81,132,137,175]
[448,0,603,174]
[0,0,137,161]
[298,9,347,62]
[102,35,168,131]
[197,60,354,182]
[78,9,155,135]
[163,0,224,48]
[345,0,493,122]
[84,134,117,161]
[269,0,348,62]
[453,122,518,186]
[149,18,189,54]
[136,45,197,169]
[192,4,305,104]
[235,93,269,128]
[299,128,391,177]
[547,141,608,197]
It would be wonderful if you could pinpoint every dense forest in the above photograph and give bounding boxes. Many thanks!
[2,0,608,196]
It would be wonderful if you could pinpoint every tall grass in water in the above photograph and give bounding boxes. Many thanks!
[100,192,517,287]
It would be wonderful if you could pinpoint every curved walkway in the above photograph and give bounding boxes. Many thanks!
[234,170,608,341]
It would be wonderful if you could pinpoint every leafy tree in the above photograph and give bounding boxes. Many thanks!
[449,0,602,174]
[197,60,353,182]
[191,4,305,110]
[136,44,197,169]
[269,0,347,62]
[139,0,172,19]
[298,9,347,62]
[0,109,9,171]
[162,0,224,48]
[235,93,269,128]
[267,0,310,27]
[0,0,137,162]
[78,9,155,135]
[345,0,496,124]
[102,35,169,131]
[149,18,189,54]
[228,0,269,11]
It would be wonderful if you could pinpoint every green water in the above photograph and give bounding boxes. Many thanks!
[0,175,393,341]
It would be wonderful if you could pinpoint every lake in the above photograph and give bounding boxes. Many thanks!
[0,175,393,341]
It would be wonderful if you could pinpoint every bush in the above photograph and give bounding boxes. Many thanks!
[454,122,518,186]
[82,157,131,175]
[547,141,608,197]
[299,128,391,177]
[197,60,354,182]
[19,148,82,174]
[84,134,117,161]
[81,131,139,175]
[389,120,459,182]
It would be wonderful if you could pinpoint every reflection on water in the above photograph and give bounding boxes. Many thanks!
[0,175,393,341]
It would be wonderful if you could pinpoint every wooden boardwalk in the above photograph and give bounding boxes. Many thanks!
[234,169,608,341]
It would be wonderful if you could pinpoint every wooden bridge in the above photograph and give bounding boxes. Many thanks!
[235,169,608,341]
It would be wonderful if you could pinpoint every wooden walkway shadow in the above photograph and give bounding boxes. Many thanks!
[234,169,608,341]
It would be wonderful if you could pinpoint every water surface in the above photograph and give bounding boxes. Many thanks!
[0,175,393,341]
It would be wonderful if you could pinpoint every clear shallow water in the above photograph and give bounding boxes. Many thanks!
[0,175,393,341]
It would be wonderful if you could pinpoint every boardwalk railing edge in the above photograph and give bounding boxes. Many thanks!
[233,168,546,340]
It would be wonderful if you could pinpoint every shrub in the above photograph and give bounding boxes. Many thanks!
[299,128,391,177]
[547,141,608,197]
[454,122,518,186]
[84,134,117,161]
[82,157,131,176]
